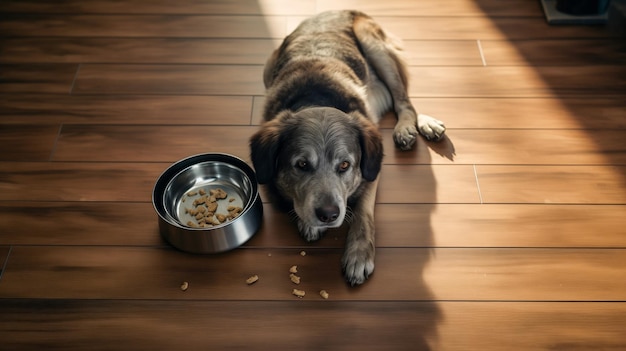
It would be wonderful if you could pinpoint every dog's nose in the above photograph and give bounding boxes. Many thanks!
[315,205,340,223]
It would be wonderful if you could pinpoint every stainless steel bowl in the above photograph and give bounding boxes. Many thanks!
[152,153,263,253]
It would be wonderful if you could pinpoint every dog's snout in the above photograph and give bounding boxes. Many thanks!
[315,205,340,223]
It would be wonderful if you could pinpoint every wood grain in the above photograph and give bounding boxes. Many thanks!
[3,202,623,249]
[72,64,265,95]
[383,129,626,165]
[476,165,626,204]
[0,14,287,38]
[0,0,316,15]
[0,64,77,94]
[0,246,623,301]
[480,39,626,66]
[0,125,59,161]
[1,1,624,349]
[288,16,613,40]
[0,299,623,351]
[0,38,280,65]
[0,162,478,204]
[0,95,253,125]
[407,66,626,97]
[406,97,626,129]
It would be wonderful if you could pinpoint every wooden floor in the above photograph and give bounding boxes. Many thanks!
[1,0,625,350]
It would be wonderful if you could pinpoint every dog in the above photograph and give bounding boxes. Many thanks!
[249,10,446,285]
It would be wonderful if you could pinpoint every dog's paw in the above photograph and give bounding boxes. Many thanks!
[341,244,375,286]
[297,219,326,242]
[417,114,446,141]
[393,123,418,151]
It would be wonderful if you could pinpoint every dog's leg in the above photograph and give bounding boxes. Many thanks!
[353,15,445,149]
[342,178,378,286]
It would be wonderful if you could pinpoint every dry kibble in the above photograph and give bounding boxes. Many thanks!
[183,188,241,228]
[216,214,227,223]
[180,281,189,291]
[210,188,228,199]
[292,289,306,298]
[246,275,259,285]
[289,273,301,285]
[207,201,218,213]
[319,290,329,299]
[289,265,298,274]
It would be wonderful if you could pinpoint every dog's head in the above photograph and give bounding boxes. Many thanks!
[250,107,383,231]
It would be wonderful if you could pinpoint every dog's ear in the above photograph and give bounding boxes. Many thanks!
[356,115,384,182]
[249,111,293,184]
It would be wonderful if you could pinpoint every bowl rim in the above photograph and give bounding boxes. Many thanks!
[152,153,260,231]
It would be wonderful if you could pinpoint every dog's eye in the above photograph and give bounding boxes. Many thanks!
[338,161,351,172]
[296,160,309,170]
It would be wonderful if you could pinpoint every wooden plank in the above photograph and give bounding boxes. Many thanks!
[0,0,316,15]
[382,129,626,165]
[404,97,626,129]
[476,165,626,204]
[1,300,624,351]
[0,14,287,38]
[2,202,624,249]
[72,64,265,95]
[0,125,59,161]
[480,39,626,66]
[407,66,626,97]
[52,125,258,163]
[0,38,280,65]
[375,204,626,248]
[402,40,483,66]
[0,246,624,301]
[1,15,610,40]
[318,0,545,16]
[54,126,626,166]
[254,97,626,130]
[288,16,613,40]
[0,38,484,66]
[0,162,478,204]
[0,64,77,94]
[0,0,543,16]
[0,162,165,202]
[0,95,253,125]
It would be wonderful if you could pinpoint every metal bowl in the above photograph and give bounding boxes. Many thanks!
[152,153,263,253]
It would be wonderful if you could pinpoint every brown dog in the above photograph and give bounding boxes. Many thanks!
[250,10,445,285]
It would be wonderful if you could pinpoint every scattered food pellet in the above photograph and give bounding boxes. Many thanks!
[300,251,306,256]
[319,290,329,299]
[229,198,236,202]
[187,191,198,196]
[180,281,189,291]
[289,273,301,285]
[292,289,306,298]
[246,275,259,285]
[199,188,206,196]
[289,265,298,274]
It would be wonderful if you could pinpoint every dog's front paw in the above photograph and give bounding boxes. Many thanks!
[417,114,446,141]
[393,123,418,151]
[297,219,326,242]
[341,243,375,286]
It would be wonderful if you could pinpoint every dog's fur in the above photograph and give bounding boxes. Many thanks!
[250,10,445,285]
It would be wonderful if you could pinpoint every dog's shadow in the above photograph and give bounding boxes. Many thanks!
[426,134,456,162]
